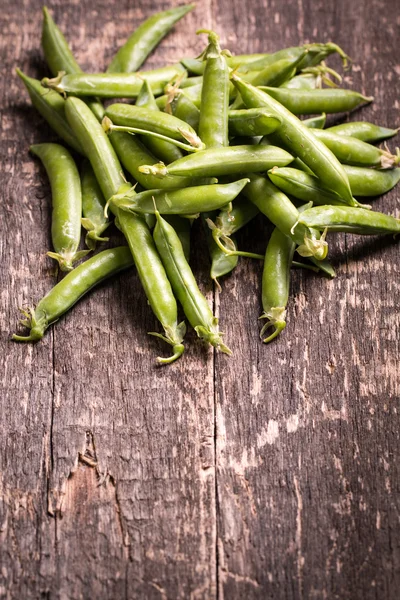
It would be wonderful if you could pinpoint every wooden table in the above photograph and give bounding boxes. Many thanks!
[1,0,399,598]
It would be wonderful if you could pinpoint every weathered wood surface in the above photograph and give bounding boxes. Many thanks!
[1,0,399,598]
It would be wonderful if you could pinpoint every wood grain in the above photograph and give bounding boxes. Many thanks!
[0,0,399,598]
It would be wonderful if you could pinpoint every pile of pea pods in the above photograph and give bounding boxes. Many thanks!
[13,5,400,363]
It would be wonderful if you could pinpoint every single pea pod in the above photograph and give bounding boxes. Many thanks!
[206,197,260,257]
[81,161,110,250]
[156,82,203,110]
[344,165,400,197]
[169,90,200,131]
[16,69,83,154]
[135,80,183,164]
[202,213,238,284]
[108,131,215,191]
[42,64,186,98]
[311,129,400,168]
[109,179,250,216]
[31,143,90,271]
[257,86,373,115]
[153,209,231,354]
[268,166,365,208]
[325,121,399,143]
[246,52,308,88]
[302,113,326,129]
[104,103,204,150]
[41,7,104,121]
[280,73,319,90]
[242,174,334,276]
[239,42,349,73]
[260,227,295,343]
[228,109,282,136]
[197,29,230,149]
[138,145,293,178]
[12,247,133,342]
[231,73,354,206]
[107,4,194,73]
[297,206,400,234]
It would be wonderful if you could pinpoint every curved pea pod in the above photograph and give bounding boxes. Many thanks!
[268,166,365,208]
[325,121,399,143]
[81,161,110,250]
[135,80,183,164]
[169,91,200,131]
[16,69,83,154]
[257,86,373,115]
[260,227,295,343]
[107,4,194,73]
[12,247,133,342]
[109,179,250,216]
[42,64,186,98]
[344,166,400,197]
[197,30,230,149]
[242,174,334,277]
[228,109,282,136]
[153,210,231,355]
[302,114,326,129]
[202,213,238,284]
[231,73,354,206]
[247,52,308,88]
[138,145,293,178]
[41,7,104,121]
[105,103,204,150]
[109,131,215,191]
[117,210,186,364]
[311,129,400,168]
[297,205,400,234]
[31,143,90,271]
[163,215,191,262]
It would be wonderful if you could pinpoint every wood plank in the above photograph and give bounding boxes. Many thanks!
[214,0,400,598]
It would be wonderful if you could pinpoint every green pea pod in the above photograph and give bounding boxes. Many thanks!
[41,7,104,121]
[31,143,90,271]
[156,82,203,110]
[302,114,326,129]
[260,227,295,343]
[108,131,216,191]
[110,179,250,215]
[344,166,400,197]
[135,80,183,164]
[42,64,186,98]
[170,91,200,131]
[228,109,282,136]
[280,74,318,90]
[16,69,83,154]
[311,129,399,168]
[104,103,204,150]
[241,43,349,73]
[139,145,293,178]
[257,86,373,115]
[197,30,230,148]
[153,209,231,355]
[268,166,366,208]
[107,4,195,73]
[242,173,334,276]
[13,247,133,342]
[81,161,111,251]
[247,52,308,88]
[164,215,191,262]
[297,206,400,235]
[325,121,399,143]
[231,73,354,206]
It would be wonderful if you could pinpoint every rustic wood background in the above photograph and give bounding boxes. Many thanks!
[1,0,399,598]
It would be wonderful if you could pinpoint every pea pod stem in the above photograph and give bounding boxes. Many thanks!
[102,117,204,153]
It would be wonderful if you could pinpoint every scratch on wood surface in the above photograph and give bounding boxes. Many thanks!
[257,420,279,447]
[293,475,304,599]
